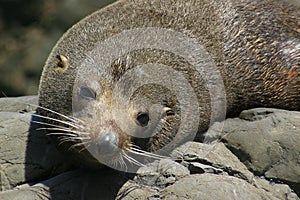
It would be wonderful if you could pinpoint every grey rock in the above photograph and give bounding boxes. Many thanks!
[0,96,130,199]
[118,141,298,199]
[254,178,299,200]
[1,97,299,199]
[161,174,280,200]
[116,180,160,200]
[188,162,223,174]
[0,169,129,200]
[118,156,298,200]
[0,96,72,190]
[134,159,190,188]
[171,141,254,182]
[0,96,38,112]
[204,108,300,194]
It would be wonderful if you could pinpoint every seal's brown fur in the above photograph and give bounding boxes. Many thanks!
[38,0,300,167]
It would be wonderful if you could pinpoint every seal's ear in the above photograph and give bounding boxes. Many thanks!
[55,54,69,72]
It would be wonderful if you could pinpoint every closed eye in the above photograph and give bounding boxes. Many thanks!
[79,86,96,100]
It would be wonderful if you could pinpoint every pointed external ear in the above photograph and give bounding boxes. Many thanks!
[55,54,69,71]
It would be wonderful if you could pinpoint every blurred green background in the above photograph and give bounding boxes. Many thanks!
[0,0,115,97]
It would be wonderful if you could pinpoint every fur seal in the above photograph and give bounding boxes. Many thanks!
[38,0,300,170]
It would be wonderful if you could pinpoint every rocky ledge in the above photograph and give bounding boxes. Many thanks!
[0,96,299,200]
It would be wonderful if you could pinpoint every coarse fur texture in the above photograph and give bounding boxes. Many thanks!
[38,0,300,169]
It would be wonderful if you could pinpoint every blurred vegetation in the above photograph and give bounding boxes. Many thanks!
[0,0,116,97]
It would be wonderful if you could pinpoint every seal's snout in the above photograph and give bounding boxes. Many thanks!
[96,132,119,155]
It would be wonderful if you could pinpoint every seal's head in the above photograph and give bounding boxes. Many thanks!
[70,57,183,169]
[39,50,208,172]
[38,0,230,171]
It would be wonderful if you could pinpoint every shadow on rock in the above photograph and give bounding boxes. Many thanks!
[0,96,131,200]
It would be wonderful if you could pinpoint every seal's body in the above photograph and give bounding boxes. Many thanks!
[38,0,300,169]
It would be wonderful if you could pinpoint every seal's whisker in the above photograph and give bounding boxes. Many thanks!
[129,148,162,159]
[129,147,169,160]
[68,140,91,151]
[57,136,89,146]
[71,140,91,148]
[107,155,118,168]
[78,142,92,153]
[57,139,72,146]
[123,155,142,167]
[52,135,89,145]
[31,113,84,129]
[127,149,164,160]
[47,133,90,141]
[69,144,85,152]
[38,127,89,137]
[80,140,92,151]
[26,103,84,124]
[112,154,126,170]
[47,132,78,137]
[130,144,142,149]
[61,136,90,142]
[38,127,75,133]
[120,154,127,169]
[122,152,145,167]
[120,156,128,171]
[122,153,136,165]
[32,120,72,130]
[129,145,169,159]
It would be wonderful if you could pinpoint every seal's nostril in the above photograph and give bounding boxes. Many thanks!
[96,132,119,155]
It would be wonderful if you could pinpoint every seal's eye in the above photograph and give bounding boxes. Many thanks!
[79,86,96,100]
[136,112,150,127]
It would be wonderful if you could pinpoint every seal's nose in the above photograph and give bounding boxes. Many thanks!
[96,132,119,155]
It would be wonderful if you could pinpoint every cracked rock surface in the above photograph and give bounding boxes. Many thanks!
[205,108,300,195]
[117,142,298,200]
[0,96,299,199]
